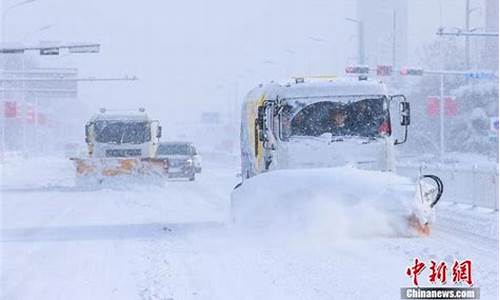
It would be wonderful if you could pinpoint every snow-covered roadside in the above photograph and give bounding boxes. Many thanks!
[1,155,238,299]
[1,155,498,299]
[139,203,498,300]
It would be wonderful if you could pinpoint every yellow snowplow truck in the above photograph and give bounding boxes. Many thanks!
[70,108,169,186]
[231,77,443,236]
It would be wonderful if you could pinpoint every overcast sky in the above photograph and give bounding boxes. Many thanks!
[1,0,483,127]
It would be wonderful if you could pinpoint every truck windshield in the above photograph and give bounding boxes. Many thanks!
[93,121,151,144]
[281,97,391,139]
[157,144,192,155]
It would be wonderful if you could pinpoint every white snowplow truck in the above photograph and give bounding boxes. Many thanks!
[231,77,443,236]
[71,108,169,185]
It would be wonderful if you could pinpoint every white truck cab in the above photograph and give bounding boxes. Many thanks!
[85,108,162,159]
[72,108,167,184]
[240,77,409,180]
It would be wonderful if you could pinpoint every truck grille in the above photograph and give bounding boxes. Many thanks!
[105,149,142,157]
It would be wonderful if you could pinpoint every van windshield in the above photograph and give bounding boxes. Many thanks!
[281,97,391,139]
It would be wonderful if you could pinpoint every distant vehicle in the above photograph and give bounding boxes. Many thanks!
[192,146,202,173]
[156,142,200,181]
[70,108,168,186]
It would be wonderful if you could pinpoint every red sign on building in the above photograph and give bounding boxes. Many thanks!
[26,104,35,124]
[444,97,458,116]
[4,101,17,118]
[427,96,439,118]
[426,96,458,118]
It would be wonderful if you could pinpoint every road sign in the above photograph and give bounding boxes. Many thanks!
[345,65,370,74]
[491,117,499,133]
[489,117,499,141]
[464,72,497,80]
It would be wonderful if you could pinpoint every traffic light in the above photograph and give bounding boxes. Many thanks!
[376,65,393,76]
[400,67,424,76]
[345,65,370,74]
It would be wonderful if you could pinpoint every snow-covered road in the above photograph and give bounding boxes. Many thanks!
[1,155,498,299]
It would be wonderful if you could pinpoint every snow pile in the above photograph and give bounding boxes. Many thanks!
[1,156,75,189]
[231,166,419,238]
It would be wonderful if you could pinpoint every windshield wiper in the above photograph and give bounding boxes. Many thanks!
[119,130,126,144]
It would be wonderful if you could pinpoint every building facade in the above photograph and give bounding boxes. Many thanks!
[356,0,408,69]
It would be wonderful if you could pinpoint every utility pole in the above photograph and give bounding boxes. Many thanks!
[346,18,365,65]
[358,21,365,65]
[465,0,471,69]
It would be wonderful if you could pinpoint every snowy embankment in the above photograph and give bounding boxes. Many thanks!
[1,155,498,299]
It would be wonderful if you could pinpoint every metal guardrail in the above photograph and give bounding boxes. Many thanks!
[397,163,499,210]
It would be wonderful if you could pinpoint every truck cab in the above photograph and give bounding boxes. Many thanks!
[72,108,167,184]
[85,108,162,159]
[240,77,410,180]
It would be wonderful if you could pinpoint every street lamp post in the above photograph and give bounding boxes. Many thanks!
[346,18,365,65]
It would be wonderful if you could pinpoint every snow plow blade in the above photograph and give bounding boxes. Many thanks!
[70,157,169,185]
[230,166,443,237]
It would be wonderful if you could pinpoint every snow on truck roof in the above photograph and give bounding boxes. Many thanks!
[90,109,151,122]
[244,77,388,103]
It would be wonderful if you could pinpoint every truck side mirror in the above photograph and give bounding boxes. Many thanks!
[157,126,162,138]
[399,102,410,126]
[391,95,410,145]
